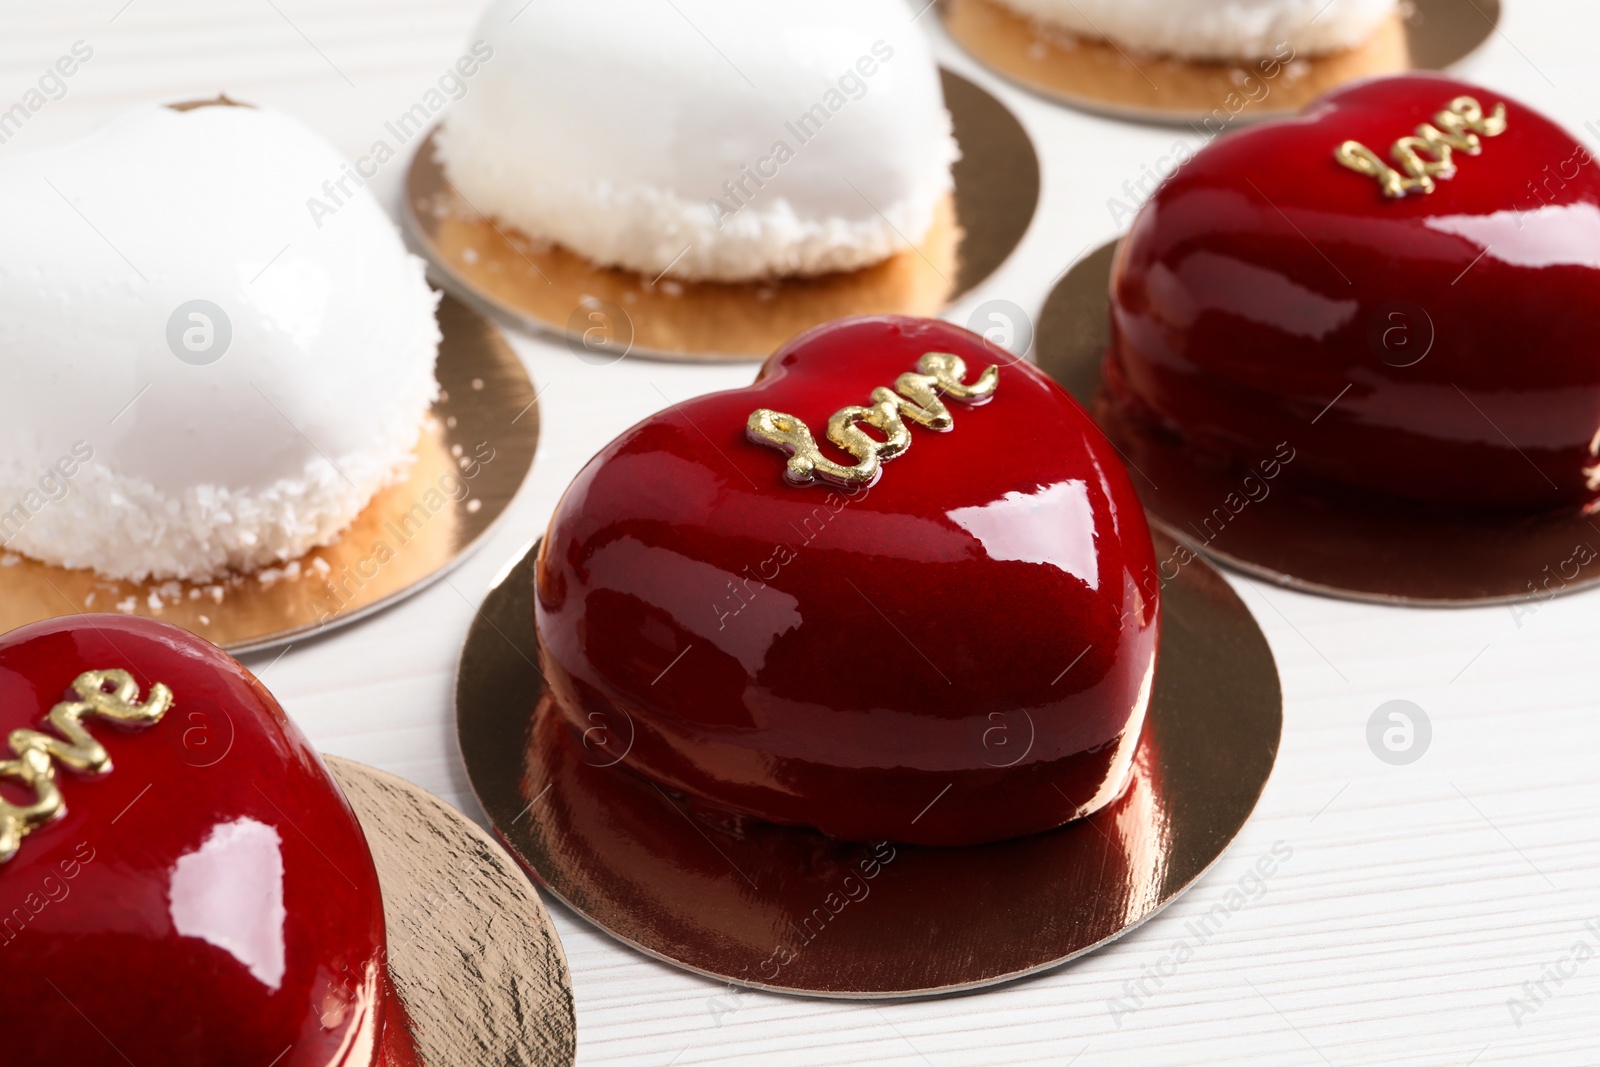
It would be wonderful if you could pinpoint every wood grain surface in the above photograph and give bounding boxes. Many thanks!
[3,2,1596,1063]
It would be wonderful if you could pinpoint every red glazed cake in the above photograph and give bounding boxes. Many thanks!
[536,316,1160,847]
[0,615,416,1066]
[1107,74,1600,513]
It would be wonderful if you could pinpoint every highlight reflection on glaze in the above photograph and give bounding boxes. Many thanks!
[169,818,287,990]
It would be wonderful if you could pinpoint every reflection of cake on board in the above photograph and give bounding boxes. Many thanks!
[0,99,440,583]
[943,0,1409,120]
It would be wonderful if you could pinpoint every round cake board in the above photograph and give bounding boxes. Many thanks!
[403,69,1039,362]
[453,537,1282,998]
[327,756,576,1066]
[1036,239,1600,606]
[938,0,1500,126]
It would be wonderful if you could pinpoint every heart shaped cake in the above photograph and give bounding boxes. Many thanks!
[1107,74,1600,513]
[0,616,406,1065]
[436,0,957,282]
[536,316,1160,846]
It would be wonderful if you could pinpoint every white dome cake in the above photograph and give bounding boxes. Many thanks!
[990,0,1397,61]
[435,0,959,283]
[0,101,440,582]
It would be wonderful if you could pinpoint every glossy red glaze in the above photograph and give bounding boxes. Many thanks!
[1108,74,1600,512]
[379,983,423,1067]
[0,616,390,1067]
[536,316,1160,847]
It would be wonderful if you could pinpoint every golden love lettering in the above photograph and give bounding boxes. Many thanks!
[0,670,173,863]
[746,352,998,488]
[1335,96,1509,198]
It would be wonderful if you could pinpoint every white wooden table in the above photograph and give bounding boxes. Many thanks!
[5,2,1597,1063]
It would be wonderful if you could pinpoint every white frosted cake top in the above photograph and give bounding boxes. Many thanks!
[0,102,440,581]
[991,0,1397,61]
[435,0,959,282]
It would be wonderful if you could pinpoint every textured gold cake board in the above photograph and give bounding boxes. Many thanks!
[328,756,575,1066]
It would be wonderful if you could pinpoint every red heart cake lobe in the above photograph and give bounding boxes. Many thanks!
[1107,73,1600,513]
[536,316,1160,847]
[0,616,401,1066]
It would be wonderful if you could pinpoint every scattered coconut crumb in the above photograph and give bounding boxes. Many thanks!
[0,553,19,568]
[84,592,96,607]
[660,280,684,297]
[146,592,164,612]
[311,557,332,576]
[256,559,304,586]
[445,415,458,429]
[451,443,464,458]
[198,614,210,625]
[466,498,482,514]
[207,586,226,604]
[189,588,201,600]
[115,597,137,614]
[462,248,480,264]
[471,378,485,391]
